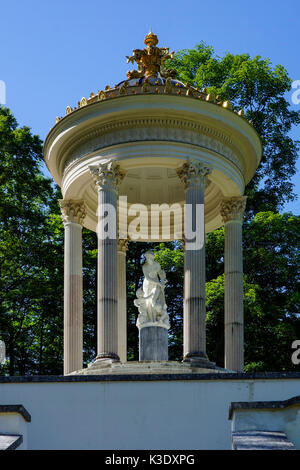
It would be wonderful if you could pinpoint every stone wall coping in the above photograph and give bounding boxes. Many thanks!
[0,434,23,451]
[0,371,300,385]
[0,404,31,422]
[229,394,300,420]
[231,431,295,450]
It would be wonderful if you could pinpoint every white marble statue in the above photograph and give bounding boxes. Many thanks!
[134,251,170,329]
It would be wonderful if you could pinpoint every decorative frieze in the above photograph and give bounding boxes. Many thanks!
[59,199,86,225]
[176,159,212,190]
[220,196,247,224]
[89,160,126,191]
[61,118,243,177]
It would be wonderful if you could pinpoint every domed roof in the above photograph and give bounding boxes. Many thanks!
[57,77,247,126]
[55,33,248,126]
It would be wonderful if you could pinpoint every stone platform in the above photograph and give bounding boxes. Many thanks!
[68,360,234,376]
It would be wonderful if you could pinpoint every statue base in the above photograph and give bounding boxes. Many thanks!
[139,325,168,361]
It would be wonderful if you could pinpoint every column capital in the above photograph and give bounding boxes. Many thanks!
[176,159,212,190]
[89,159,126,192]
[59,199,86,225]
[118,238,130,252]
[220,196,247,224]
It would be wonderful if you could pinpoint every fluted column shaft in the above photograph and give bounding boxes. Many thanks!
[90,160,126,361]
[117,240,129,362]
[60,199,86,375]
[177,160,212,361]
[184,186,206,359]
[97,188,118,359]
[221,196,247,372]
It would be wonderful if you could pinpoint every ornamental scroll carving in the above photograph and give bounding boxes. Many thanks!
[176,159,212,190]
[89,160,126,191]
[59,199,86,225]
[220,196,247,223]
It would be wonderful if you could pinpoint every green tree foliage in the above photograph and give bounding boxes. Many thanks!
[168,43,300,214]
[205,212,300,371]
[243,212,300,371]
[82,229,97,365]
[0,107,64,374]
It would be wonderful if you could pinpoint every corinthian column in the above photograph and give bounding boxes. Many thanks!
[89,160,126,362]
[220,196,247,372]
[59,199,86,375]
[118,238,129,362]
[177,159,213,365]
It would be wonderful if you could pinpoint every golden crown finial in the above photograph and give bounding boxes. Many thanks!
[144,29,158,46]
[126,32,177,80]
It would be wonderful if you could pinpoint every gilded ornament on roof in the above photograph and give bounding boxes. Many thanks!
[126,30,177,80]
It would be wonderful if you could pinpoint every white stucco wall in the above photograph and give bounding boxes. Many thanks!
[0,377,299,450]
[0,413,27,449]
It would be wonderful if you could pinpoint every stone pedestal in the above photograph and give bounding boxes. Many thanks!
[139,326,168,361]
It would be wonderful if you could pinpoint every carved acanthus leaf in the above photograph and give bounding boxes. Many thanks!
[59,199,86,225]
[89,160,126,191]
[176,159,212,190]
[220,196,247,223]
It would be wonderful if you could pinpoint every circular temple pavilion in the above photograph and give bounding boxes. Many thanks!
[43,31,262,375]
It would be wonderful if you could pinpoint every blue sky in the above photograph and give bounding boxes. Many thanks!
[1,0,299,213]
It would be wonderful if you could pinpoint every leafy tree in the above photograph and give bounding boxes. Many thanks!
[82,229,97,366]
[242,212,300,371]
[168,43,300,214]
[0,106,64,374]
[205,213,300,371]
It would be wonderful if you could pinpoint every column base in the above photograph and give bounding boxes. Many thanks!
[93,352,120,365]
[183,352,216,369]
